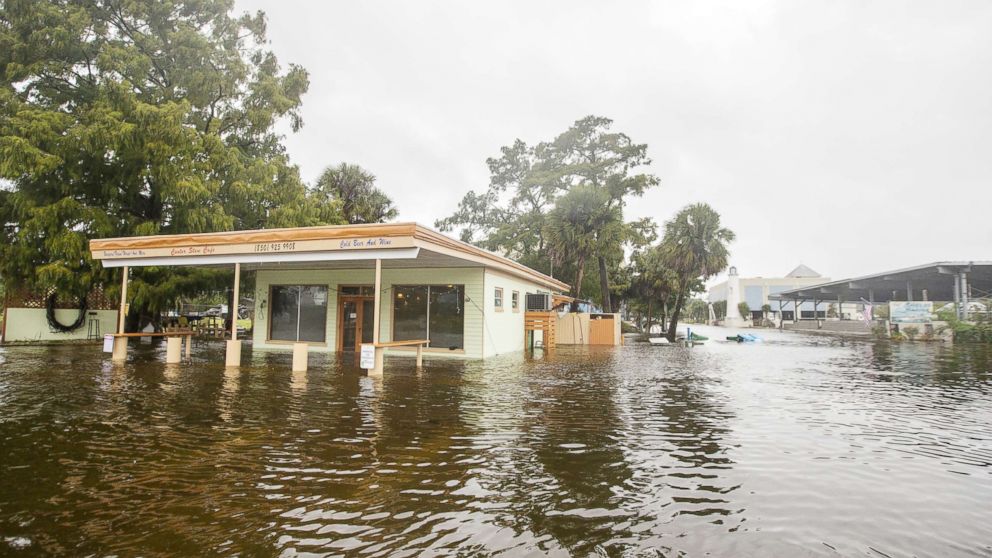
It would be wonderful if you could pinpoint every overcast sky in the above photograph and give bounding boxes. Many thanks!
[236,0,992,282]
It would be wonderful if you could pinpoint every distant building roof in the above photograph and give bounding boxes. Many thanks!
[769,261,992,303]
[786,264,821,278]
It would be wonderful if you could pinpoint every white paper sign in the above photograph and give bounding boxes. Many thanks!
[103,334,114,353]
[360,343,376,369]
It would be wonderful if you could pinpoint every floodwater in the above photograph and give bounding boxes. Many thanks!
[1,327,990,557]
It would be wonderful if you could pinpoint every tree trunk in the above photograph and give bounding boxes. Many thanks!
[573,255,586,299]
[126,306,158,333]
[646,299,652,333]
[597,256,612,313]
[666,283,687,342]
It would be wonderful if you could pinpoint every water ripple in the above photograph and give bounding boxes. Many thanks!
[0,329,990,556]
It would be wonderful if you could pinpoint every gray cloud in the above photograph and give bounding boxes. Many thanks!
[237,0,992,280]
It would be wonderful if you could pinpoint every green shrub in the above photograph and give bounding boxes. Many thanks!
[935,311,992,343]
[738,301,750,319]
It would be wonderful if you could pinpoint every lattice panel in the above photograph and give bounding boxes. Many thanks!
[5,285,117,310]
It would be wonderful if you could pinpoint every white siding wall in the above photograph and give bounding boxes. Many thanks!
[482,269,546,357]
[252,267,485,358]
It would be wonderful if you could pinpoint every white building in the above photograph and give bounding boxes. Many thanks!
[708,264,829,323]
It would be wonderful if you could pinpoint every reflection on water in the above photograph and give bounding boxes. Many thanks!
[0,327,990,556]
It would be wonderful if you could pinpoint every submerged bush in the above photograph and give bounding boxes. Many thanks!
[935,310,992,343]
[903,326,920,341]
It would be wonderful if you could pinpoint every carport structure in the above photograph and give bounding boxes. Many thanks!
[769,261,992,322]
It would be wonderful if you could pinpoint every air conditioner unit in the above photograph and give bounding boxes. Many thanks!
[526,293,551,311]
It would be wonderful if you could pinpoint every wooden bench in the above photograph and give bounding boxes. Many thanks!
[111,330,194,363]
[372,339,430,368]
[111,331,193,338]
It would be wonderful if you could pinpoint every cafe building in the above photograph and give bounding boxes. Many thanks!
[89,223,569,371]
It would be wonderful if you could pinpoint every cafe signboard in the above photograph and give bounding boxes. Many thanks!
[95,236,415,261]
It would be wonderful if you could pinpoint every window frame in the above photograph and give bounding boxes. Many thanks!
[494,287,504,312]
[511,290,520,312]
[266,284,329,345]
[338,284,374,297]
[390,284,466,351]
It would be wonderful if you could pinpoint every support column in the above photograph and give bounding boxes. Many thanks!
[371,258,384,375]
[112,266,129,362]
[953,274,961,320]
[837,295,843,321]
[813,299,819,326]
[166,337,182,364]
[777,300,783,330]
[906,281,913,302]
[225,263,242,367]
[292,342,308,372]
[961,272,969,321]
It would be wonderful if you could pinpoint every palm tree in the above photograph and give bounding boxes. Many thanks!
[628,244,678,331]
[544,185,620,299]
[312,163,398,224]
[659,203,735,341]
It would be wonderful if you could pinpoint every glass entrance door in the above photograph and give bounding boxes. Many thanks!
[341,300,359,352]
[338,297,374,352]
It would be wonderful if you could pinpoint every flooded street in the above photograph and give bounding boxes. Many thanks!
[1,327,990,557]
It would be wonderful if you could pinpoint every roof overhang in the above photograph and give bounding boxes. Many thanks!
[89,222,570,292]
[96,247,421,268]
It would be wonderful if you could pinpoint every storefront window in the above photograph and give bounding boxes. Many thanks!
[430,285,464,349]
[393,286,428,341]
[393,285,464,349]
[269,285,328,342]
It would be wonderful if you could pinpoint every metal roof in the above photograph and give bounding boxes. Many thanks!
[768,261,992,303]
[786,264,821,278]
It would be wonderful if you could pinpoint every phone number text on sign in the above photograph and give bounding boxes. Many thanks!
[254,242,297,253]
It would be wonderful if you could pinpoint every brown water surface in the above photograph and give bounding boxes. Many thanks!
[1,327,990,556]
